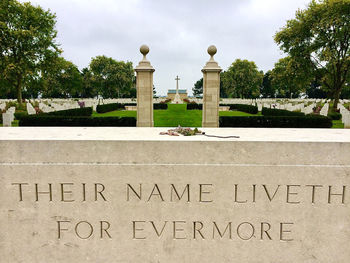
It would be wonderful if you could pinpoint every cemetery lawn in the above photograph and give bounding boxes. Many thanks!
[332,120,344,128]
[93,104,259,127]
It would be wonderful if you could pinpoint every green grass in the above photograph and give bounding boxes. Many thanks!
[332,120,344,129]
[0,120,19,127]
[154,104,201,127]
[92,110,136,118]
[93,104,260,127]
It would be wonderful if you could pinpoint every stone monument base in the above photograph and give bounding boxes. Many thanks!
[0,128,349,263]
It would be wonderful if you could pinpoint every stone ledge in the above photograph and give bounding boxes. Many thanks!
[0,127,349,142]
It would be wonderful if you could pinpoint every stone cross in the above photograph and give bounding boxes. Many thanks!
[175,75,180,94]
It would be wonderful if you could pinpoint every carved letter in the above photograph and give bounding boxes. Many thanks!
[173,221,186,239]
[170,184,190,202]
[193,221,205,239]
[147,184,164,202]
[262,185,280,202]
[60,183,74,202]
[75,221,94,239]
[57,220,70,239]
[260,222,272,240]
[199,184,213,203]
[305,185,323,204]
[94,183,107,201]
[234,184,247,203]
[280,223,293,241]
[286,185,301,204]
[35,183,53,202]
[237,222,255,241]
[127,184,142,201]
[132,221,146,239]
[151,221,168,238]
[212,222,232,239]
[12,183,28,201]
[328,186,346,204]
[100,221,112,238]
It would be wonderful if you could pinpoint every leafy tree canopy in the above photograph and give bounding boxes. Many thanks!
[275,0,350,108]
[0,0,61,102]
[271,56,313,98]
[221,59,263,99]
[89,55,135,98]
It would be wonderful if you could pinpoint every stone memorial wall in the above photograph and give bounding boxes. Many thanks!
[0,127,349,263]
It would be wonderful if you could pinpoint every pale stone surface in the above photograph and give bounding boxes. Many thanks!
[125,105,137,111]
[0,128,349,263]
[135,45,154,127]
[219,106,230,111]
[2,113,12,127]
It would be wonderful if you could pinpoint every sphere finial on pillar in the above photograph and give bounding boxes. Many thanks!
[140,45,149,60]
[207,45,217,60]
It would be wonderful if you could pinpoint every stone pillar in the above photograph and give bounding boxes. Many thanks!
[202,45,222,128]
[135,45,155,127]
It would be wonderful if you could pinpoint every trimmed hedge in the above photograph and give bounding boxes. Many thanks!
[262,107,305,117]
[96,103,119,113]
[221,104,258,114]
[96,103,167,113]
[328,112,342,120]
[187,103,202,110]
[219,115,332,128]
[19,116,136,127]
[154,103,168,110]
[46,107,93,116]
[14,111,28,120]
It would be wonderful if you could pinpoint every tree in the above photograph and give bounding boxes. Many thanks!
[40,57,82,98]
[222,59,263,98]
[0,0,61,102]
[260,71,276,98]
[275,0,350,109]
[79,68,96,98]
[192,78,203,97]
[89,56,134,98]
[271,56,313,98]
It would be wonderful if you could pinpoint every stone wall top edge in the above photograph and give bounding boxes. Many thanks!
[0,127,349,143]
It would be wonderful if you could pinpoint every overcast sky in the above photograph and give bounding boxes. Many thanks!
[23,0,311,96]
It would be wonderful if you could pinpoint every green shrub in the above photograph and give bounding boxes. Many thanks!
[221,104,258,114]
[262,107,305,116]
[96,103,119,113]
[19,116,136,127]
[14,111,28,120]
[187,103,202,110]
[219,115,332,128]
[327,112,342,120]
[96,103,138,113]
[45,107,92,116]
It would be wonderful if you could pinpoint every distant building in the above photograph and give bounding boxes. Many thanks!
[167,89,188,100]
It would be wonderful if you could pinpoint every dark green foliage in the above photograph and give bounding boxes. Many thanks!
[153,103,168,110]
[221,104,258,114]
[96,103,138,113]
[186,103,202,110]
[219,115,332,128]
[262,107,305,116]
[328,112,342,120]
[14,111,28,120]
[19,116,136,127]
[46,107,92,116]
[96,103,119,113]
